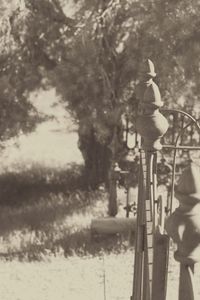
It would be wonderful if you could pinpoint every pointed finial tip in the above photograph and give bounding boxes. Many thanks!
[147,59,156,78]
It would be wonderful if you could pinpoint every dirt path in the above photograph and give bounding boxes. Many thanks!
[0,252,200,300]
[0,253,133,300]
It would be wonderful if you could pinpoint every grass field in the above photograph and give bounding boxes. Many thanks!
[0,92,135,299]
[0,91,200,300]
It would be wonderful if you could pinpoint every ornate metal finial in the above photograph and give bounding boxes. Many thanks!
[136,60,168,150]
[166,162,200,300]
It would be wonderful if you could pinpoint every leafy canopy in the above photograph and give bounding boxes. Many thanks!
[1,0,200,143]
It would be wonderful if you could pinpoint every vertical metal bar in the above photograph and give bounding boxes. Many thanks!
[169,146,178,214]
[132,150,154,300]
[150,151,168,300]
[142,151,151,300]
[143,235,150,300]
[152,232,169,300]
[143,151,154,299]
[132,151,145,300]
[152,152,158,229]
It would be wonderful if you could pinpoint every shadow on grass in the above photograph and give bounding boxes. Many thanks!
[0,162,86,206]
[0,162,133,261]
[0,162,102,234]
[0,189,103,234]
[0,228,134,262]
[60,229,135,257]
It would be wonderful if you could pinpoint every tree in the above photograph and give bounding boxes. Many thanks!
[0,0,74,142]
[0,0,40,141]
[51,0,200,191]
[2,0,200,191]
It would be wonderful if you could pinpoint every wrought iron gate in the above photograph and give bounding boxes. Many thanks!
[131,60,200,300]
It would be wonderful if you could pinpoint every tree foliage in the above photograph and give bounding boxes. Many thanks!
[51,0,200,187]
[0,0,74,140]
[1,0,200,186]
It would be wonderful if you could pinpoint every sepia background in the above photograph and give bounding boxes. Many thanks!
[0,0,200,299]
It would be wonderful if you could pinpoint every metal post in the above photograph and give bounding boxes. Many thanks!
[132,59,169,300]
[166,162,200,300]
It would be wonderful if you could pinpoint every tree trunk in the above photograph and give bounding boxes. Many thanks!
[108,169,118,216]
[78,124,120,216]
[78,128,112,190]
